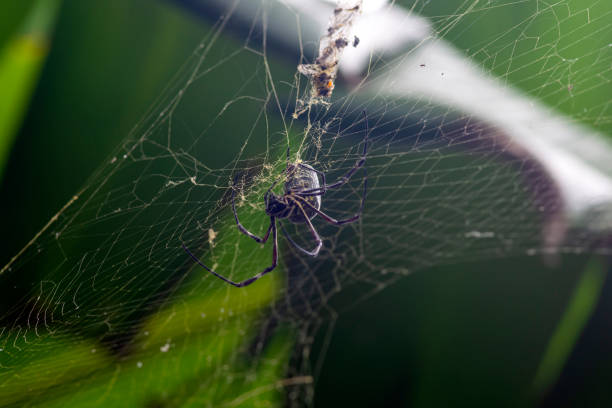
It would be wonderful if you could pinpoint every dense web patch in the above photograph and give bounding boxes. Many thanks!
[1,0,611,406]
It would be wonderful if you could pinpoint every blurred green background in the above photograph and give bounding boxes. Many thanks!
[0,0,611,407]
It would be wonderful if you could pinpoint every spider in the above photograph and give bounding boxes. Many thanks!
[182,112,369,287]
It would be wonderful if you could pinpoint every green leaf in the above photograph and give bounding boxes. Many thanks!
[533,257,607,394]
[0,0,61,180]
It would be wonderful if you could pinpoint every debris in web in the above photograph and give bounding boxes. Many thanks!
[208,228,217,247]
[293,0,363,118]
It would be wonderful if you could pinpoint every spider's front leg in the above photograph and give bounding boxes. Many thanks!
[232,178,278,244]
[182,217,279,287]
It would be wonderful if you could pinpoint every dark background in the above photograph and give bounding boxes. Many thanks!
[1,1,611,407]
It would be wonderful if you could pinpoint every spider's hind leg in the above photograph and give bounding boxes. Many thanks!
[293,174,367,225]
[182,217,279,288]
[279,221,322,257]
[280,200,323,257]
[297,163,327,194]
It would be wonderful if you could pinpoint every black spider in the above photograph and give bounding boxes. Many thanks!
[182,113,369,287]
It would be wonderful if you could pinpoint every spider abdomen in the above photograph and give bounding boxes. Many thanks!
[285,164,321,223]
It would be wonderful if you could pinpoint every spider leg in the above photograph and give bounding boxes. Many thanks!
[232,182,274,244]
[265,178,282,196]
[279,223,321,257]
[300,111,369,195]
[295,199,358,225]
[182,217,278,288]
[297,163,326,192]
[293,170,367,225]
[279,203,323,257]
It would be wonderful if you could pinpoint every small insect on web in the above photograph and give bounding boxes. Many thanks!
[182,112,370,287]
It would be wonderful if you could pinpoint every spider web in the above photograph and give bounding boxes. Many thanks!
[1,0,611,406]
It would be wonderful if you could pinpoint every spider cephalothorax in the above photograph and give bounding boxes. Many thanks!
[183,112,369,287]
